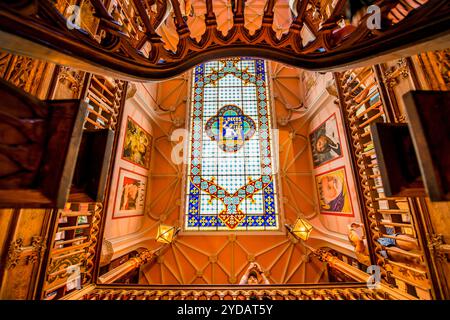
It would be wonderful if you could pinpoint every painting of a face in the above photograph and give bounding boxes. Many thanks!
[309,114,342,168]
[120,177,140,210]
[316,135,331,153]
[320,176,342,203]
[315,167,353,216]
[122,117,152,169]
[113,168,147,218]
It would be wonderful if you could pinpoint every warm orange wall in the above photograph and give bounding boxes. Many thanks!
[139,62,327,285]
[103,82,157,240]
[307,99,363,235]
[102,63,361,285]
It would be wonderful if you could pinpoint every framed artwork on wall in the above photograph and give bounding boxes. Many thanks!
[121,116,152,169]
[112,168,147,219]
[315,166,354,217]
[309,113,343,168]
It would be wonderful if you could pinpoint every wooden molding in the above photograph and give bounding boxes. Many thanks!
[0,0,448,80]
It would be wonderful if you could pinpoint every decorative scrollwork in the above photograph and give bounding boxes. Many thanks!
[79,284,398,300]
[383,59,410,88]
[47,253,85,284]
[83,202,103,284]
[6,236,47,269]
[6,238,23,269]
[57,66,84,97]
[427,233,448,262]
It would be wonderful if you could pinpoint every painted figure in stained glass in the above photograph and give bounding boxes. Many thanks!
[205,105,256,152]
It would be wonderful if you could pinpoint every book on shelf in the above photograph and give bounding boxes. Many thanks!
[369,92,380,107]
[58,216,68,224]
[55,231,65,241]
[77,215,89,225]
[355,105,366,117]
[74,228,86,237]
[364,142,374,152]
[378,200,390,210]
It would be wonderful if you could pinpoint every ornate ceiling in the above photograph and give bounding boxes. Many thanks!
[106,60,353,285]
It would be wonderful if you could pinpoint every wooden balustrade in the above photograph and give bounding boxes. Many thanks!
[64,283,398,300]
[98,245,169,284]
[84,75,125,130]
[0,0,448,80]
[334,66,435,299]
[40,202,103,300]
[56,244,418,301]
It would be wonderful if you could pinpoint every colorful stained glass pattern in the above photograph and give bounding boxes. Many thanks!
[185,58,279,231]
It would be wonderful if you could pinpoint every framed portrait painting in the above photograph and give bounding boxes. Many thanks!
[122,116,152,169]
[309,113,343,168]
[315,166,354,217]
[113,168,147,219]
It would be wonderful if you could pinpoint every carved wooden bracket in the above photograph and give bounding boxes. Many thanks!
[6,236,47,269]
[383,59,409,88]
[427,234,449,262]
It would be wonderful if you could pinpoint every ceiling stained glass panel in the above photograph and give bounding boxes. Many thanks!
[185,58,279,231]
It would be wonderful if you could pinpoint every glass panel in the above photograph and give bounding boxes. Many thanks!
[185,58,279,231]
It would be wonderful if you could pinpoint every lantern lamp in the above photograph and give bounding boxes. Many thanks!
[288,218,313,241]
[156,224,179,244]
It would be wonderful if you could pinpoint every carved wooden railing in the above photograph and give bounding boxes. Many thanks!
[62,242,417,300]
[334,66,435,299]
[325,248,369,282]
[39,73,128,298]
[0,0,448,80]
[84,75,126,130]
[97,245,169,284]
[63,283,402,300]
[40,202,103,299]
[414,49,450,91]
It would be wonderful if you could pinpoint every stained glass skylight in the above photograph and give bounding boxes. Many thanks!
[185,58,279,231]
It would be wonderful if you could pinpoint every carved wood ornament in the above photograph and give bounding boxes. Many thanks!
[0,0,448,81]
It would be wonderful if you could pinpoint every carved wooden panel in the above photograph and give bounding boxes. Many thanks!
[0,51,12,79]
[41,202,102,300]
[0,208,52,299]
[0,0,447,80]
[51,66,86,100]
[0,77,88,208]
[416,50,450,91]
[2,55,48,96]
